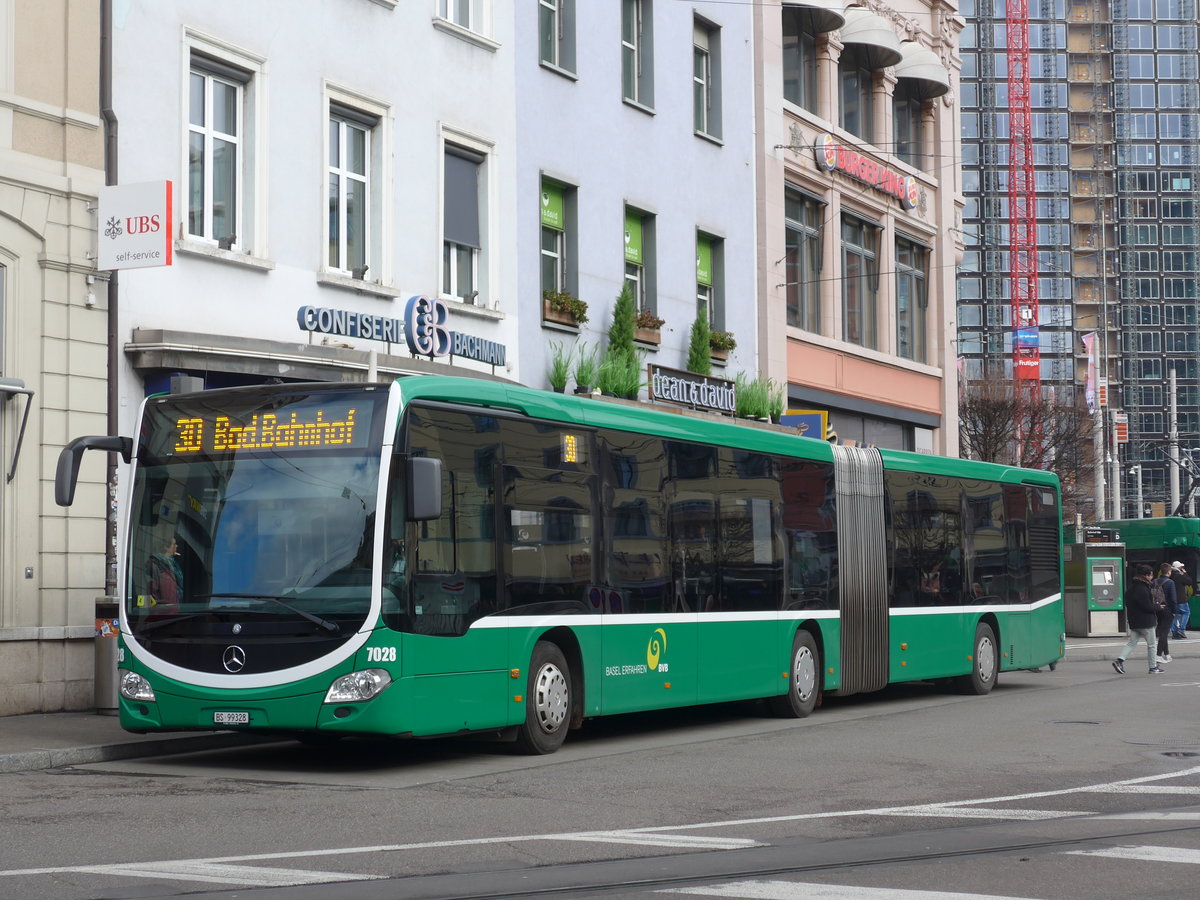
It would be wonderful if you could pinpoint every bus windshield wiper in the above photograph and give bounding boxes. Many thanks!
[193,593,341,633]
[130,612,207,635]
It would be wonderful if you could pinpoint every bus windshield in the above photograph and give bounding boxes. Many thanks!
[124,387,387,664]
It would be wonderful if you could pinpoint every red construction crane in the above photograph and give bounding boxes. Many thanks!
[1007,0,1040,419]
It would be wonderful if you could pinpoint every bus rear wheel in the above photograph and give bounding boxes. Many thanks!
[770,630,820,718]
[957,622,998,695]
[514,641,571,754]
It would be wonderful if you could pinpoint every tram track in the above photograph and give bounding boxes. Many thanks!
[380,813,1200,900]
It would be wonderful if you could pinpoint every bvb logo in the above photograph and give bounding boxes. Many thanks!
[646,628,667,671]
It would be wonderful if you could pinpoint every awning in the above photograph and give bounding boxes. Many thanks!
[839,8,902,70]
[893,41,951,100]
[781,0,848,35]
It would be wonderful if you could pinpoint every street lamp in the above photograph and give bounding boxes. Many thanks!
[1129,464,1143,519]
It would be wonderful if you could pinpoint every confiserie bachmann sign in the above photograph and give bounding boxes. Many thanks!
[648,364,736,415]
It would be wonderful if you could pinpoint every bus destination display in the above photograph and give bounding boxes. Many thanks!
[173,408,360,453]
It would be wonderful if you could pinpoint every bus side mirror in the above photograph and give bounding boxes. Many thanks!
[408,456,442,521]
[55,435,133,507]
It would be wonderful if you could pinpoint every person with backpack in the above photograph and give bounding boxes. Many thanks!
[1170,561,1192,639]
[1153,562,1178,664]
[1111,563,1164,675]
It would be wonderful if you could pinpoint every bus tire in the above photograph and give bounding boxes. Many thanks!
[770,630,820,718]
[514,641,572,755]
[957,622,998,695]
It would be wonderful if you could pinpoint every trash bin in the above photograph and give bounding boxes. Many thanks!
[94,599,120,715]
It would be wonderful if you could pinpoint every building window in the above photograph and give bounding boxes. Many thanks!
[439,0,473,29]
[443,144,485,305]
[188,57,247,247]
[693,20,720,138]
[893,83,924,169]
[696,232,724,329]
[785,189,823,332]
[539,0,576,73]
[622,0,653,107]
[838,46,875,143]
[327,106,375,277]
[896,237,929,362]
[782,8,819,112]
[624,206,655,311]
[541,179,575,297]
[841,214,878,348]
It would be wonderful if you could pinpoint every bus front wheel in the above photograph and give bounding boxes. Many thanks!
[770,630,820,718]
[957,622,998,695]
[514,641,572,754]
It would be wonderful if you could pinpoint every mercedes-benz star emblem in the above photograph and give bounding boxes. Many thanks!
[222,645,247,673]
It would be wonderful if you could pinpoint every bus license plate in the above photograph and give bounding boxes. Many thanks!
[213,711,249,725]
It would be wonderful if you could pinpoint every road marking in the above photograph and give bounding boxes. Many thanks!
[1067,845,1200,865]
[15,861,378,888]
[659,880,1040,899]
[1085,784,1200,794]
[1099,811,1200,820]
[883,807,1088,821]
[4,765,1200,886]
[554,831,760,850]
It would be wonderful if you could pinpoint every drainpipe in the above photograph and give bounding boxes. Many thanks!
[101,0,119,596]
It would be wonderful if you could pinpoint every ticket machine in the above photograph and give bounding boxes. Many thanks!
[1064,542,1125,637]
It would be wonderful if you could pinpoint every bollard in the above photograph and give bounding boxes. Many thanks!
[94,598,120,715]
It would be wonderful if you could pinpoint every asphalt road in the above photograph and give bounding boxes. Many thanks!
[2,659,1199,900]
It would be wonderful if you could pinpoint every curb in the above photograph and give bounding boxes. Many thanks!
[0,732,274,774]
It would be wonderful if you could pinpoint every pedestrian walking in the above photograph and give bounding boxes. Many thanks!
[1111,563,1164,675]
[1153,563,1177,663]
[1170,560,1193,638]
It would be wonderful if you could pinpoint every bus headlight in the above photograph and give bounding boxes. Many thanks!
[324,669,392,703]
[118,670,156,702]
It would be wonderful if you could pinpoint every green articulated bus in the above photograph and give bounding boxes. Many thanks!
[56,376,1064,754]
[1094,517,1200,627]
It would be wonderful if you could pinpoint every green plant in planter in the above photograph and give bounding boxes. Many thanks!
[710,330,737,354]
[596,348,644,399]
[547,341,574,392]
[635,308,665,330]
[687,307,712,376]
[734,372,771,419]
[573,342,598,394]
[768,378,785,422]
[544,289,588,324]
[607,283,637,355]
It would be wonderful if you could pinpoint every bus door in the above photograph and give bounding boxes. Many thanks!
[601,481,701,715]
[500,463,598,675]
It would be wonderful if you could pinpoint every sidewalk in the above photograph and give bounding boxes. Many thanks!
[0,635,1195,775]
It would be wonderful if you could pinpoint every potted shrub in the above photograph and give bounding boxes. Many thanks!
[710,330,737,362]
[573,342,598,395]
[547,341,573,393]
[768,378,785,423]
[607,284,637,355]
[687,308,712,376]
[543,289,588,327]
[734,372,771,420]
[634,308,665,346]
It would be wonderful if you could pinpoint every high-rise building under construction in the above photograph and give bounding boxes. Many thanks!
[959,0,1200,517]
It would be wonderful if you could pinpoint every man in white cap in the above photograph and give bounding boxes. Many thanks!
[1170,561,1193,639]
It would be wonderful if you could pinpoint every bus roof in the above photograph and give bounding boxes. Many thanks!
[391,375,1060,488]
[1097,517,1200,549]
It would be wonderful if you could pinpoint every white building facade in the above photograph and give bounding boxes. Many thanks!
[514,0,758,387]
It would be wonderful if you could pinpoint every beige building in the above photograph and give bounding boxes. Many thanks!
[0,0,108,714]
[755,0,963,453]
